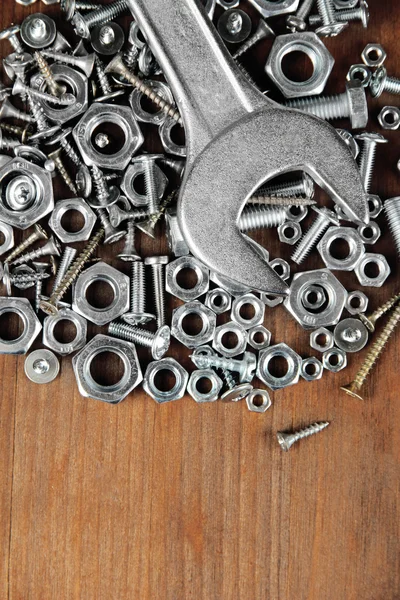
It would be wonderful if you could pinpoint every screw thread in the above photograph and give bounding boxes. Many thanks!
[0,123,24,137]
[35,278,43,313]
[384,76,400,95]
[0,133,20,151]
[316,0,336,24]
[150,264,166,328]
[54,155,77,194]
[27,94,48,132]
[59,136,82,167]
[34,51,64,97]
[42,50,86,73]
[143,161,159,215]
[51,246,77,293]
[235,60,259,88]
[248,195,315,207]
[108,321,154,348]
[384,198,400,259]
[293,421,330,443]
[297,0,316,20]
[124,45,139,69]
[258,175,313,198]
[95,56,112,95]
[75,1,99,8]
[11,272,49,284]
[219,367,237,390]
[286,93,349,120]
[365,290,400,329]
[291,212,330,264]
[13,243,54,265]
[233,21,272,59]
[130,261,146,314]
[358,142,377,193]
[91,165,110,204]
[309,6,365,25]
[5,226,47,264]
[84,0,128,29]
[239,205,287,231]
[192,354,240,374]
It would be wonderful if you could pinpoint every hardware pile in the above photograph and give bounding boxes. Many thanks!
[0,0,399,449]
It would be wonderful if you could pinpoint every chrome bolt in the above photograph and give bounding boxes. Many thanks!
[239,205,287,231]
[117,220,140,262]
[123,261,155,325]
[355,132,387,194]
[370,66,400,98]
[315,0,348,36]
[257,173,315,199]
[72,0,129,39]
[108,321,171,360]
[309,0,369,28]
[291,206,339,264]
[144,256,169,328]
[286,0,316,32]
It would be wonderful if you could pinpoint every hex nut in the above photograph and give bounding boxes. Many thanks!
[354,253,391,287]
[0,297,42,354]
[0,221,14,256]
[310,327,334,352]
[278,221,302,245]
[260,293,284,308]
[265,32,334,98]
[245,389,272,413]
[49,198,97,243]
[43,308,87,355]
[210,270,251,297]
[378,106,400,131]
[171,301,216,348]
[73,103,144,171]
[165,207,190,257]
[187,369,223,403]
[247,0,301,19]
[72,334,143,403]
[317,226,365,271]
[0,158,54,230]
[130,80,175,125]
[121,161,168,207]
[269,258,291,281]
[257,343,302,391]
[346,64,371,88]
[72,262,130,326]
[205,287,232,314]
[159,117,186,157]
[322,347,347,373]
[248,325,271,350]
[345,290,369,315]
[213,321,248,357]
[301,357,324,381]
[285,205,309,222]
[367,194,383,219]
[333,318,369,353]
[284,269,347,329]
[357,222,381,245]
[143,357,188,404]
[166,256,209,302]
[231,293,265,330]
[361,43,387,67]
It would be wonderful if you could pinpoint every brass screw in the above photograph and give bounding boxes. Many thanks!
[341,303,400,400]
[4,224,48,264]
[359,290,400,332]
[34,51,66,98]
[40,228,104,315]
[48,148,77,195]
[248,195,316,207]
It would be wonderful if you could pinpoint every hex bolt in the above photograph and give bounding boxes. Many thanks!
[41,50,95,78]
[0,130,20,152]
[359,289,400,332]
[248,195,316,207]
[117,220,140,262]
[108,321,171,360]
[33,51,67,98]
[144,256,169,328]
[239,205,287,231]
[13,236,61,266]
[95,208,126,244]
[5,224,48,264]
[190,352,257,384]
[232,19,274,60]
[72,0,129,39]
[341,303,400,400]
[46,127,82,168]
[291,206,339,264]
[315,0,348,36]
[370,66,400,98]
[285,82,367,129]
[0,97,33,123]
[286,0,316,32]
[12,78,74,107]
[355,133,387,194]
[123,261,155,325]
[0,25,24,55]
[40,228,104,315]
[105,54,182,124]
[61,0,100,21]
[257,173,315,199]
[90,165,120,208]
[51,246,77,295]
[48,148,78,195]
[33,262,49,313]
[309,0,369,27]
[277,422,330,451]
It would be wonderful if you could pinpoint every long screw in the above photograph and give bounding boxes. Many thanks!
[291,207,339,264]
[72,0,129,39]
[359,290,400,333]
[13,236,61,266]
[384,197,400,259]
[355,133,387,194]
[315,0,347,36]
[232,19,274,60]
[5,224,48,264]
[34,51,66,98]
[309,0,369,27]
[144,256,169,328]
[12,79,74,106]
[105,54,182,124]
[341,303,400,399]
[40,228,104,315]
[257,173,314,199]
[370,66,400,98]
[48,148,77,195]
[248,195,316,207]
[33,262,49,313]
[277,422,330,451]
[190,352,257,383]
[286,0,316,32]
[51,246,77,295]
[41,50,95,78]
[117,221,140,261]
[108,321,171,360]
[109,204,148,228]
[239,205,287,231]
[123,261,154,325]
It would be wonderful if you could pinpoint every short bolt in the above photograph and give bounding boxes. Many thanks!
[239,205,287,231]
[257,173,315,199]
[5,224,48,264]
[315,0,348,36]
[233,19,274,59]
[277,422,330,451]
[190,351,257,384]
[309,0,369,28]
[13,236,61,266]
[384,197,400,261]
[144,256,169,328]
[123,261,155,325]
[355,132,387,194]
[286,0,316,32]
[291,206,339,264]
[370,66,400,98]
[108,321,171,360]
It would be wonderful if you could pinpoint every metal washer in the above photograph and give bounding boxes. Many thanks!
[25,349,60,384]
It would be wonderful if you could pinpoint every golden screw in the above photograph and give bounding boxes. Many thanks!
[359,290,400,332]
[341,302,400,400]
[34,51,66,98]
[40,228,104,315]
[4,224,48,264]
[48,148,77,195]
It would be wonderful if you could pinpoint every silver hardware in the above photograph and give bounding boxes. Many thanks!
[24,349,60,384]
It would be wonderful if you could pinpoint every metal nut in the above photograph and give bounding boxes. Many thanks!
[269,257,290,281]
[346,64,371,88]
[354,253,391,287]
[121,161,167,207]
[322,347,347,372]
[231,293,265,330]
[130,80,175,125]
[213,321,248,357]
[278,221,302,245]
[357,222,381,245]
[187,369,223,402]
[317,226,365,271]
[166,256,209,302]
[0,221,14,256]
[248,325,271,350]
[143,357,188,403]
[301,357,324,381]
[0,297,42,354]
[171,301,216,348]
[378,106,400,131]
[247,0,300,18]
[49,198,97,243]
[204,287,232,314]
[43,308,87,355]
[310,327,334,352]
[159,117,186,157]
[345,290,369,315]
[361,43,387,68]
[245,389,272,413]
[257,342,302,390]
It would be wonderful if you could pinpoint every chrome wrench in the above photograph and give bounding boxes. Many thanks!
[125,0,369,295]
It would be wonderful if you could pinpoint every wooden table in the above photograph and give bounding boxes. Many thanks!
[0,1,399,598]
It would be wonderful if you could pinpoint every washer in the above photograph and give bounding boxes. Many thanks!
[24,349,60,383]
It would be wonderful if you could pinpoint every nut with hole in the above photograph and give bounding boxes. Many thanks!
[345,290,369,315]
[121,161,168,207]
[301,357,324,381]
[317,226,365,271]
[354,253,391,287]
[171,301,216,348]
[361,43,386,68]
[357,222,381,245]
[245,389,272,413]
[278,221,302,245]
[0,297,42,354]
[143,357,189,404]
[310,327,334,352]
[213,321,248,357]
[0,222,14,256]
[257,343,302,391]
[205,287,232,314]
[43,307,87,355]
[49,198,97,243]
[322,347,347,372]
[378,106,400,131]
[166,256,209,302]
[346,64,371,88]
[187,369,223,403]
[231,293,265,330]
[248,325,271,350]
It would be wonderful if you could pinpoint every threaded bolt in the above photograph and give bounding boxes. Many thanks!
[13,236,61,266]
[51,246,77,295]
[233,19,274,60]
[5,224,48,264]
[315,0,347,36]
[384,197,400,260]
[144,256,169,328]
[257,173,315,199]
[291,206,339,264]
[239,205,287,231]
[370,66,400,98]
[190,351,257,383]
[123,261,154,325]
[72,0,129,39]
[286,0,316,32]
[277,422,330,451]
[108,321,170,360]
[48,148,77,195]
[355,132,387,193]
[309,0,369,27]
[248,195,316,207]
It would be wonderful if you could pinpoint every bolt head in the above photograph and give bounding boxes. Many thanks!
[315,22,348,37]
[122,311,155,326]
[144,255,169,266]
[312,206,340,226]
[370,66,387,98]
[152,325,171,360]
[360,0,370,28]
[221,383,253,402]
[286,15,307,32]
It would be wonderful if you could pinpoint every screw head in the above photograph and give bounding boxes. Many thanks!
[315,22,348,37]
[286,15,307,32]
[221,382,252,402]
[152,325,171,360]
[276,432,294,451]
[370,66,387,98]
[144,255,169,266]
[72,12,90,39]
[122,311,155,326]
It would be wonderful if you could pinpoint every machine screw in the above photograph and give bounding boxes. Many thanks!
[117,221,140,262]
[46,127,82,168]
[144,256,169,328]
[355,132,387,194]
[291,206,339,264]
[61,0,100,21]
[232,19,274,60]
[0,25,24,55]
[257,173,314,199]
[33,51,67,98]
[95,208,126,244]
[40,228,104,315]
[239,205,287,231]
[286,0,316,32]
[309,0,369,27]
[248,195,316,207]
[359,290,400,333]
[277,421,330,451]
[315,0,348,36]
[48,148,78,195]
[131,155,161,218]
[5,224,48,264]
[191,352,257,383]
[341,303,400,399]
[13,236,61,266]
[108,321,171,360]
[51,246,77,295]
[123,261,155,325]
[105,54,182,124]
[370,66,400,98]
[41,50,95,78]
[72,0,129,39]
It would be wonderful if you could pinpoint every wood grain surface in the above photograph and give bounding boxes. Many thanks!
[0,1,400,598]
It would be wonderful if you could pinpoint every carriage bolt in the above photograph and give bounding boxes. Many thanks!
[123,261,154,325]
[291,206,339,264]
[108,321,171,360]
[370,66,400,98]
[277,422,330,451]
[5,224,48,264]
[232,19,274,60]
[355,133,387,194]
[315,0,348,36]
[0,25,24,55]
[239,205,287,231]
[33,51,67,98]
[51,246,77,295]
[95,208,126,244]
[13,236,61,266]
[286,0,316,32]
[309,0,369,27]
[117,220,140,262]
[48,148,78,195]
[190,352,257,384]
[72,0,129,39]
[144,256,169,328]
[257,173,314,199]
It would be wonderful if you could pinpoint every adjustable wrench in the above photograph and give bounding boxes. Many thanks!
[126,0,369,295]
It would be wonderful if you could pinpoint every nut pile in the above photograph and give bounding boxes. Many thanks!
[0,0,399,448]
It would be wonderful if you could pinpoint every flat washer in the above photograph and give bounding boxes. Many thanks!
[24,349,60,384]
[217,9,252,44]
[20,14,57,49]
